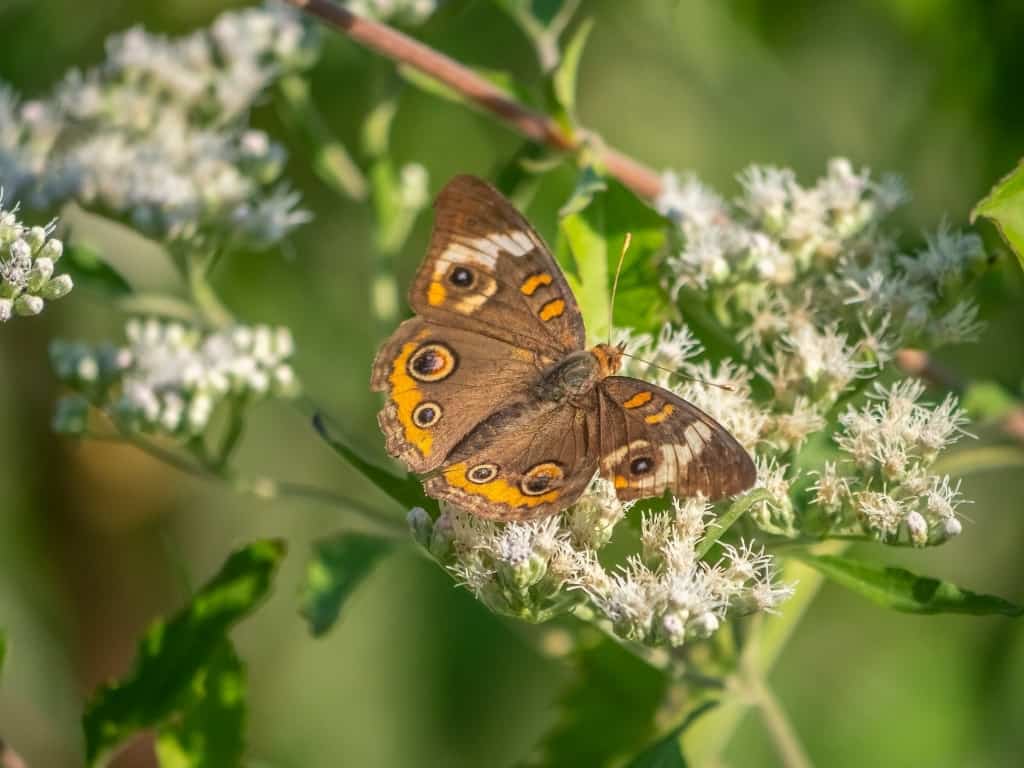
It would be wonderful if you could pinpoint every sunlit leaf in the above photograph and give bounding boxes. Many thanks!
[312,412,434,514]
[972,159,1024,270]
[625,702,718,768]
[525,632,669,768]
[154,642,246,768]
[558,172,671,341]
[300,532,394,637]
[83,540,286,766]
[792,553,1024,617]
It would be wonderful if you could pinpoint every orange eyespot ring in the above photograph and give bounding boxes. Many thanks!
[412,401,442,427]
[520,462,564,496]
[467,463,499,484]
[408,343,458,382]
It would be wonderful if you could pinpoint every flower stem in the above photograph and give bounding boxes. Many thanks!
[752,679,813,768]
[187,253,233,328]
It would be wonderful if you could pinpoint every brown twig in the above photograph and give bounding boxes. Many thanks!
[284,0,663,199]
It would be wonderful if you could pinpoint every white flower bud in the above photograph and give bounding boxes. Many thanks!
[41,273,73,299]
[690,611,720,638]
[905,510,929,547]
[40,238,63,262]
[943,516,962,538]
[26,226,47,251]
[77,356,100,382]
[0,298,12,323]
[407,507,434,549]
[14,294,44,316]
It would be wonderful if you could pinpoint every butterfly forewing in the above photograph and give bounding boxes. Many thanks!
[410,175,585,359]
[370,317,541,473]
[595,377,756,502]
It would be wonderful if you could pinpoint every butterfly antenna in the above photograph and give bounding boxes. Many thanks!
[608,232,631,345]
[619,351,735,392]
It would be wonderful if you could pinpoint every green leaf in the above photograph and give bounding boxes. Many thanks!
[791,553,1024,617]
[558,173,671,341]
[962,380,1021,422]
[972,159,1024,270]
[625,702,719,768]
[695,489,770,560]
[154,642,246,768]
[311,411,434,514]
[300,532,393,637]
[83,539,286,766]
[62,204,186,295]
[63,241,133,298]
[526,632,669,768]
[551,18,594,127]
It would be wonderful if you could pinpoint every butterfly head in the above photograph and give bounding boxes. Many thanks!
[590,342,624,379]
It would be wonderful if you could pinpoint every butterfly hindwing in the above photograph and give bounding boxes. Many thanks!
[370,317,541,473]
[424,399,597,522]
[595,377,757,502]
[410,175,585,360]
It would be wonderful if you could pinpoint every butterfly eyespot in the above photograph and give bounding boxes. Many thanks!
[408,343,458,382]
[630,457,654,475]
[412,401,442,427]
[520,462,564,496]
[448,266,474,288]
[467,463,499,483]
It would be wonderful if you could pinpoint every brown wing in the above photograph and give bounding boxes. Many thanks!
[370,317,541,474]
[410,175,585,361]
[594,377,756,502]
[424,399,597,521]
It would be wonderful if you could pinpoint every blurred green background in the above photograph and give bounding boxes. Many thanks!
[2,0,1023,766]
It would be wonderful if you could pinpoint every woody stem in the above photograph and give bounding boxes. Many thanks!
[282,0,663,199]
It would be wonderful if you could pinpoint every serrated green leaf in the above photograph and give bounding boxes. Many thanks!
[792,553,1024,617]
[312,412,434,514]
[154,642,246,768]
[972,159,1024,270]
[625,702,718,768]
[560,193,609,342]
[300,532,393,637]
[525,633,669,768]
[83,540,286,766]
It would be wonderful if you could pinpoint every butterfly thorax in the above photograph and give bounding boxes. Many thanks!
[534,344,622,403]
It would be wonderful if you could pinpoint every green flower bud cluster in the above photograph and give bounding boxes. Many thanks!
[51,318,300,438]
[0,197,72,323]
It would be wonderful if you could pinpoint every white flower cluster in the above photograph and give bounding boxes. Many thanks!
[345,0,441,25]
[809,380,969,546]
[51,318,300,437]
[408,479,794,646]
[0,3,317,248]
[658,158,987,360]
[0,193,71,322]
